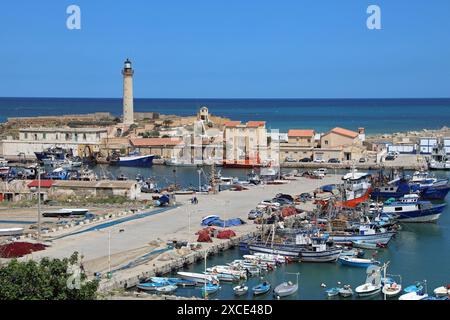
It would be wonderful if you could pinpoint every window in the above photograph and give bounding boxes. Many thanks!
[83,133,87,141]
[43,133,46,140]
[34,134,38,140]
[74,134,78,141]
[96,132,101,139]
[56,134,59,140]
[395,207,403,212]
[307,139,311,143]
[325,140,329,145]
[24,133,28,139]
[65,133,70,141]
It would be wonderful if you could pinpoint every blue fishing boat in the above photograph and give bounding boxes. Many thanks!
[201,282,221,297]
[252,281,271,296]
[325,287,340,297]
[110,154,155,167]
[403,282,424,293]
[150,277,197,287]
[371,174,450,200]
[382,194,446,223]
[338,256,380,268]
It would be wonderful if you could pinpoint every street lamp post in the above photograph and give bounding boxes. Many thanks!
[37,165,41,240]
[197,168,202,192]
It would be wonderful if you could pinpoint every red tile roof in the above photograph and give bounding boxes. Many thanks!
[130,138,183,147]
[28,180,54,188]
[330,127,359,139]
[288,129,315,137]
[246,121,266,128]
[223,121,242,127]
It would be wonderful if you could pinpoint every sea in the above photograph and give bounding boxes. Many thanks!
[1,97,450,134]
[1,97,450,300]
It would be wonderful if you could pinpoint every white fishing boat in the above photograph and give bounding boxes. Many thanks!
[355,266,382,297]
[433,286,449,297]
[274,273,300,298]
[206,265,247,279]
[177,272,219,284]
[398,291,429,300]
[339,285,354,298]
[0,227,24,236]
[382,273,402,298]
[233,284,249,296]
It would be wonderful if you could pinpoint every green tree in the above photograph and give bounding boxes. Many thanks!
[0,252,98,300]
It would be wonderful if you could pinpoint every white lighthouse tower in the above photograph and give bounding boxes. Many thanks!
[122,58,134,125]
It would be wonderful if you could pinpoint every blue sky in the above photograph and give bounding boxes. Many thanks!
[1,0,449,98]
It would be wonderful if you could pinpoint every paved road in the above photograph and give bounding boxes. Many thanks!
[29,175,341,273]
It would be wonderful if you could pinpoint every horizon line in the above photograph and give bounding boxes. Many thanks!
[1,96,450,100]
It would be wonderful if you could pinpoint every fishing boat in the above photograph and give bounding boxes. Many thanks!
[433,286,450,297]
[338,256,380,268]
[252,281,271,296]
[381,194,446,223]
[0,227,24,236]
[398,291,428,300]
[61,208,89,215]
[339,285,354,298]
[137,281,169,291]
[233,284,249,296]
[355,266,382,297]
[150,277,197,287]
[205,272,240,282]
[351,240,381,250]
[201,282,221,297]
[325,287,340,297]
[206,265,247,279]
[274,273,299,298]
[403,282,424,294]
[382,282,402,297]
[337,169,372,208]
[177,272,219,284]
[156,284,178,294]
[110,154,155,167]
[296,235,342,262]
[329,225,396,245]
[274,281,298,298]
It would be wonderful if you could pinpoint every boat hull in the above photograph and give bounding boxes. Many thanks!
[337,188,371,208]
[248,244,301,260]
[396,204,446,223]
[299,249,342,262]
[329,232,395,245]
[111,155,154,167]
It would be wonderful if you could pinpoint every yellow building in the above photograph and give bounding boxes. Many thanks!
[223,121,269,165]
[280,129,315,161]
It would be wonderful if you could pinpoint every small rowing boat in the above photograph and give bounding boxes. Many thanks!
[252,281,271,296]
[233,284,249,296]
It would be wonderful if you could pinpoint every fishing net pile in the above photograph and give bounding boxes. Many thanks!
[0,242,47,258]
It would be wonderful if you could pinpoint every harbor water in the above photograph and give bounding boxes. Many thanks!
[156,171,450,300]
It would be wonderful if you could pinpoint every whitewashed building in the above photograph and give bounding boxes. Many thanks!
[1,127,108,158]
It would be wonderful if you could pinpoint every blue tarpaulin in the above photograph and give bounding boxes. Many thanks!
[201,216,246,227]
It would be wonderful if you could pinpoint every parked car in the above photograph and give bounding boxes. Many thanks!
[285,157,296,163]
[359,157,367,163]
[314,168,328,176]
[299,157,312,163]
[328,158,340,163]
[313,159,325,163]
[272,197,292,206]
[385,155,396,161]
[248,209,263,220]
